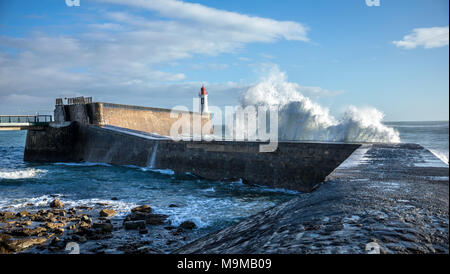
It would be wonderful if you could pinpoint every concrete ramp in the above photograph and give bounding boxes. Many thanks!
[174,143,449,254]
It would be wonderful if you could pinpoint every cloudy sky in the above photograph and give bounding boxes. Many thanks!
[0,0,448,121]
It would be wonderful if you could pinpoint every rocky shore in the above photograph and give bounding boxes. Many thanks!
[0,198,199,254]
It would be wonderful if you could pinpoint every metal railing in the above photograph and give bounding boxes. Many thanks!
[61,96,93,105]
[0,115,53,124]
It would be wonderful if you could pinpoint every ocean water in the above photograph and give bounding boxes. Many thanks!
[384,121,449,164]
[0,121,448,234]
[0,130,297,234]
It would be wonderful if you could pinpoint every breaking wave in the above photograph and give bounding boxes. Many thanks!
[238,68,401,143]
[0,168,47,180]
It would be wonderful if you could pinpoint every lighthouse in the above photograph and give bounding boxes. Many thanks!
[199,85,209,114]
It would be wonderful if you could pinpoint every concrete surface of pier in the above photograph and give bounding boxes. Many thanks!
[174,144,449,254]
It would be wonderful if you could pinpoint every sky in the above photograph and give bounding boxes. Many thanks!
[0,0,448,121]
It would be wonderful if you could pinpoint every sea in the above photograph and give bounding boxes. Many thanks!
[0,121,448,234]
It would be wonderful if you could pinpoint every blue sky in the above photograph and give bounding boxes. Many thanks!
[0,0,448,121]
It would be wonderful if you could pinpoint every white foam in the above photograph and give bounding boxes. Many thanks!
[336,145,372,169]
[0,168,47,180]
[53,162,111,167]
[139,167,175,175]
[234,66,401,143]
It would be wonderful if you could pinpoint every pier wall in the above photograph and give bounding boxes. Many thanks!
[55,102,212,137]
[24,122,360,192]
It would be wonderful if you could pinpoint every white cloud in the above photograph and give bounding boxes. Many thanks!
[0,0,309,114]
[393,26,449,49]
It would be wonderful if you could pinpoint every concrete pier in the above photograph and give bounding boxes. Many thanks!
[24,122,360,192]
[174,144,449,254]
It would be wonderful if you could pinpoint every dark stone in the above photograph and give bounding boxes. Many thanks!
[124,220,146,230]
[131,205,152,213]
[146,214,168,225]
[50,198,64,208]
[179,221,197,230]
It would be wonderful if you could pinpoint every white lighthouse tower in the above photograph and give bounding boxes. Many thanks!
[199,85,209,114]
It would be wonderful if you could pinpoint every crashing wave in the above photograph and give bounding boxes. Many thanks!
[237,67,401,143]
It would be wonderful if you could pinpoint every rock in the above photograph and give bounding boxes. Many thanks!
[80,215,92,223]
[131,205,152,213]
[92,222,113,233]
[78,221,91,229]
[179,221,197,230]
[6,237,47,252]
[124,220,146,230]
[16,211,29,218]
[25,203,34,207]
[50,198,64,208]
[99,209,117,217]
[111,197,119,201]
[139,228,148,234]
[172,228,184,236]
[0,212,15,220]
[53,228,64,235]
[11,227,47,237]
[45,222,64,230]
[169,204,179,208]
[146,214,168,225]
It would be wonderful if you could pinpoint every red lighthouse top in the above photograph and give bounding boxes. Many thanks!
[200,85,207,95]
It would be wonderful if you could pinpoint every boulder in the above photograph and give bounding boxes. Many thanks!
[50,198,64,208]
[179,221,197,230]
[6,237,47,252]
[124,220,146,230]
[131,205,152,213]
[99,209,117,217]
[92,222,114,233]
[146,214,168,225]
[80,215,92,224]
[16,211,29,218]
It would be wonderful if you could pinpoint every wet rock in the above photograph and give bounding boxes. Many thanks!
[131,205,152,213]
[78,221,91,229]
[124,220,146,230]
[50,198,64,208]
[111,197,119,201]
[16,211,29,218]
[0,212,15,220]
[44,222,65,230]
[11,227,47,237]
[92,222,113,233]
[169,204,179,208]
[6,237,47,253]
[172,228,184,236]
[179,221,197,230]
[80,215,92,224]
[139,228,148,234]
[146,214,168,225]
[100,209,117,217]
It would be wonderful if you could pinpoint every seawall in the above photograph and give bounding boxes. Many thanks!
[55,102,212,136]
[24,122,360,192]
